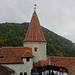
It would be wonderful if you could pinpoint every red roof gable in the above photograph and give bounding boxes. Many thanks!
[23,11,46,42]
[22,50,34,58]
[0,47,33,64]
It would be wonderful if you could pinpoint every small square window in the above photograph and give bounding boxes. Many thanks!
[34,48,37,52]
[26,58,30,62]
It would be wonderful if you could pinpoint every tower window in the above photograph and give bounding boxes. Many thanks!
[34,47,37,52]
[26,58,30,62]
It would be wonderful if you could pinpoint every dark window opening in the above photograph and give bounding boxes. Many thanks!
[24,72,27,75]
[0,57,4,59]
[34,47,37,52]
[26,58,30,62]
[20,72,23,75]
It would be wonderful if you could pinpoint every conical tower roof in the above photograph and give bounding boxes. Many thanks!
[23,11,46,42]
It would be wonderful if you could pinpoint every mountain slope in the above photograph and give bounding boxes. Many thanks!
[0,22,75,57]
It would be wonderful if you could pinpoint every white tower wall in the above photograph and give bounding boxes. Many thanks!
[23,42,47,62]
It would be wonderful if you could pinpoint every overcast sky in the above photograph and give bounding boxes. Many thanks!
[0,0,75,43]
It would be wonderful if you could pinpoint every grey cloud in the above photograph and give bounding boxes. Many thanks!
[0,0,75,43]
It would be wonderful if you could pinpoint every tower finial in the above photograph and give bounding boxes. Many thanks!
[34,3,37,12]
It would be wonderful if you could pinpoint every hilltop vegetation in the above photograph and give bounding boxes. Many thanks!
[0,22,75,57]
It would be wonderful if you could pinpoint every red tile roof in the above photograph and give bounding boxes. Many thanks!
[0,46,75,75]
[33,56,75,75]
[23,11,46,42]
[0,52,4,57]
[50,56,75,75]
[33,56,49,67]
[0,47,33,64]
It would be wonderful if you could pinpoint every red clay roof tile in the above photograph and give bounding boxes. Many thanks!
[50,56,75,75]
[23,11,46,42]
[33,56,49,67]
[22,50,34,58]
[0,52,4,57]
[33,56,75,75]
[0,47,33,64]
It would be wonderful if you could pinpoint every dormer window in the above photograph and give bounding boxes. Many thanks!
[0,57,4,59]
[26,58,30,62]
[34,47,37,52]
[0,55,4,59]
[0,53,4,59]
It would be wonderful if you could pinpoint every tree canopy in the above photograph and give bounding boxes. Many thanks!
[0,22,75,57]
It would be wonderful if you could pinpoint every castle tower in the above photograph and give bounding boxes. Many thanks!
[23,6,47,62]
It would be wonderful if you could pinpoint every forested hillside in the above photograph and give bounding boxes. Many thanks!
[0,22,75,57]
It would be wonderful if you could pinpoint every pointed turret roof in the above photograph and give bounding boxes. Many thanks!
[23,11,46,42]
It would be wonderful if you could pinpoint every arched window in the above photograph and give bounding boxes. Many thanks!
[20,72,23,75]
[24,72,27,75]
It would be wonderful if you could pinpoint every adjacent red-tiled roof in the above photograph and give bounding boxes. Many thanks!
[50,56,75,75]
[22,50,34,58]
[33,56,49,67]
[33,56,75,75]
[23,11,46,42]
[0,47,33,64]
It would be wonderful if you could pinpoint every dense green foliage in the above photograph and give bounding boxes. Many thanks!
[0,23,75,57]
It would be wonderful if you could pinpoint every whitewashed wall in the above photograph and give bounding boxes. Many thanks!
[2,58,33,75]
[23,42,47,62]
